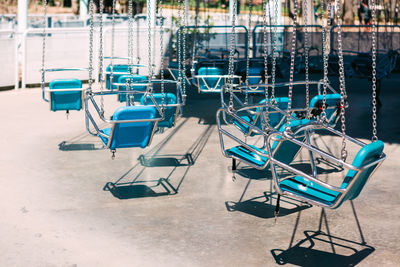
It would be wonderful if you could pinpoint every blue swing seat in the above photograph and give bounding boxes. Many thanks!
[279,140,384,208]
[197,67,224,92]
[247,66,263,84]
[234,97,289,137]
[49,79,83,111]
[309,93,342,123]
[117,75,147,102]
[140,93,178,128]
[106,64,131,89]
[226,119,310,169]
[99,106,157,150]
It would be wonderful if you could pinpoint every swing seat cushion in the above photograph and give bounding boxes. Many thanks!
[227,119,310,169]
[117,75,147,102]
[226,144,269,168]
[140,93,177,128]
[49,79,83,111]
[198,67,224,91]
[280,176,340,206]
[279,140,384,208]
[99,106,157,150]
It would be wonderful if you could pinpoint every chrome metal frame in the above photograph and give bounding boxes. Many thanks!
[194,74,242,93]
[216,104,301,170]
[85,90,164,148]
[265,121,386,209]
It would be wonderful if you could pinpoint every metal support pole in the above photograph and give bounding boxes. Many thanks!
[17,0,28,33]
[80,0,89,20]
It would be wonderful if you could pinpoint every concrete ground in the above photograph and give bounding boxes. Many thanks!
[0,74,399,267]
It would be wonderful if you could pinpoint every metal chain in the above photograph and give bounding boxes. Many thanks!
[110,0,116,88]
[99,0,105,113]
[270,0,279,103]
[177,0,182,96]
[159,0,165,108]
[182,0,188,102]
[371,0,378,141]
[147,0,153,92]
[244,0,253,105]
[287,0,299,127]
[88,0,95,93]
[227,0,237,112]
[320,0,331,121]
[41,0,48,93]
[128,0,134,74]
[304,0,310,116]
[334,0,348,159]
[262,0,269,106]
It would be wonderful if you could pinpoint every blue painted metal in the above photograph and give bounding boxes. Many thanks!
[49,79,83,111]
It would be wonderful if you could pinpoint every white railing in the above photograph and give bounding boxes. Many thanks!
[0,30,18,89]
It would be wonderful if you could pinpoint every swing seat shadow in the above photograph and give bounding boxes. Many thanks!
[58,141,103,151]
[225,195,311,219]
[271,230,375,266]
[103,178,177,199]
[138,153,194,167]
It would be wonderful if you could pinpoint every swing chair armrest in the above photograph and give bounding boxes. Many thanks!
[43,67,89,72]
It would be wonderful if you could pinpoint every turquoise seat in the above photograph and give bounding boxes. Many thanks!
[309,94,342,123]
[99,106,157,150]
[49,79,83,111]
[140,93,178,128]
[106,64,131,89]
[226,119,310,169]
[197,67,224,92]
[234,97,289,137]
[279,140,384,208]
[117,75,147,102]
[247,67,263,84]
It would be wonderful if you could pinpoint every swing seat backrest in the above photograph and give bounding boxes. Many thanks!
[309,94,341,124]
[140,93,178,128]
[106,64,131,89]
[272,119,309,165]
[49,79,83,111]
[117,75,147,102]
[234,97,288,136]
[247,67,263,84]
[341,140,384,202]
[279,140,384,209]
[100,106,157,150]
[198,67,224,91]
[226,119,310,169]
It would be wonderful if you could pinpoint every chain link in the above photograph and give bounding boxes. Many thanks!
[88,0,95,94]
[227,0,237,112]
[182,0,187,102]
[287,0,298,127]
[262,0,269,106]
[244,0,253,105]
[99,0,105,113]
[159,0,165,108]
[270,0,278,103]
[110,0,116,88]
[304,0,310,116]
[334,0,348,159]
[41,0,48,93]
[320,0,331,121]
[371,0,378,141]
[147,0,153,92]
[128,0,134,74]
